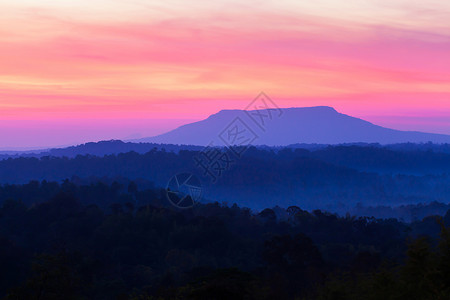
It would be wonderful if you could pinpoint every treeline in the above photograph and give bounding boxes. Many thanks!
[3,141,450,175]
[289,142,450,154]
[0,181,449,299]
[303,145,450,174]
[1,179,449,221]
[0,146,449,211]
[351,201,450,223]
[0,140,203,160]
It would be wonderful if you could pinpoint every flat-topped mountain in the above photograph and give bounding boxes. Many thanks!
[132,106,450,145]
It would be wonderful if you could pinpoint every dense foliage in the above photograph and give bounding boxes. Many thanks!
[0,181,449,299]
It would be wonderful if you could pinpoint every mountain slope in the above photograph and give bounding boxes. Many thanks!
[133,106,450,146]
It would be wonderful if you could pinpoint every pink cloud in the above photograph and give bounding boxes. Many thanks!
[0,7,449,146]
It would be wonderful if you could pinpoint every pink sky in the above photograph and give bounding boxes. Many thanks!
[1,0,449,148]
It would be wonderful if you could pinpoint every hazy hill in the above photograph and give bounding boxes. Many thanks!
[133,106,450,145]
[0,140,202,160]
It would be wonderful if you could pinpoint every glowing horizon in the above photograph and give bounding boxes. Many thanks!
[1,0,449,147]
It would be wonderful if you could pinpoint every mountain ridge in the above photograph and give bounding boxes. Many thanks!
[131,106,450,145]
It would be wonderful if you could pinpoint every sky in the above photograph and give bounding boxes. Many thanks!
[1,0,449,148]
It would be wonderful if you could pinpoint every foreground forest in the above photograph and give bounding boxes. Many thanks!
[0,181,449,299]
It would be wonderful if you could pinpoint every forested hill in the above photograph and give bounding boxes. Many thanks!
[0,140,202,160]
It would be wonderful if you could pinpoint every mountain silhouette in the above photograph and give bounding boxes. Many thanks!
[132,106,450,145]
